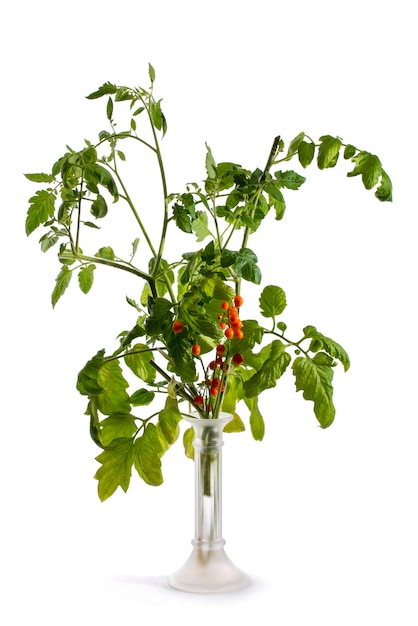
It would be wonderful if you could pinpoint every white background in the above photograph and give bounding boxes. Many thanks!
[1,1,417,623]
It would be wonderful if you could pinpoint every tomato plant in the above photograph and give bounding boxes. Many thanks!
[24,63,392,500]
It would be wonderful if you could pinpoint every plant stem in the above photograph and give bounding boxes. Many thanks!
[60,251,158,297]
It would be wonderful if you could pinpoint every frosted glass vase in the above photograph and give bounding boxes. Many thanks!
[168,413,249,593]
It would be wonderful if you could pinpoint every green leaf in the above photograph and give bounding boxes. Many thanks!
[265,183,286,220]
[78,264,95,294]
[375,169,393,202]
[287,132,305,156]
[76,349,105,396]
[200,276,235,303]
[183,426,195,459]
[133,424,165,486]
[166,332,197,382]
[95,246,115,260]
[244,395,265,441]
[106,96,113,121]
[347,151,382,190]
[144,298,173,336]
[223,412,245,433]
[86,82,117,100]
[148,62,156,83]
[24,173,54,183]
[129,388,155,406]
[26,190,56,235]
[158,396,182,445]
[259,285,287,318]
[39,232,59,252]
[274,170,306,190]
[51,265,72,307]
[99,413,137,447]
[149,100,167,135]
[124,343,156,383]
[192,211,212,242]
[292,352,336,428]
[205,144,217,179]
[97,359,131,415]
[317,135,342,169]
[343,144,357,159]
[91,194,108,218]
[84,164,119,200]
[298,141,315,168]
[173,203,192,233]
[234,248,262,284]
[303,325,350,371]
[179,294,223,344]
[243,340,291,398]
[95,437,134,501]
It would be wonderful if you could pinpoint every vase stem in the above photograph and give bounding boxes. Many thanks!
[168,413,249,593]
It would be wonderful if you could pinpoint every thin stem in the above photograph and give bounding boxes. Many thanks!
[59,251,158,297]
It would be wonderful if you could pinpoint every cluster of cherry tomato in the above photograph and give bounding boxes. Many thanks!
[171,295,245,411]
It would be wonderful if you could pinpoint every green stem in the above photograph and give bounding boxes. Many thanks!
[75,180,83,252]
[60,251,158,297]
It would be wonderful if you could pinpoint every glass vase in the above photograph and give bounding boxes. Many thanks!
[168,413,249,593]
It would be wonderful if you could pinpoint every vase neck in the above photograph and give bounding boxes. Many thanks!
[183,414,232,544]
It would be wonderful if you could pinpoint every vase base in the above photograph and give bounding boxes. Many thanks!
[168,539,249,593]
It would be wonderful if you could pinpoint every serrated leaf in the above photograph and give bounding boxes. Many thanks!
[228,319,264,354]
[95,437,134,501]
[173,203,192,233]
[26,190,56,235]
[76,349,105,396]
[84,164,119,200]
[149,100,167,135]
[51,265,72,307]
[347,151,382,190]
[158,396,182,445]
[192,211,212,242]
[266,183,286,219]
[274,170,306,190]
[24,173,54,183]
[39,232,59,252]
[99,413,137,447]
[166,332,197,382]
[317,135,342,169]
[124,343,156,383]
[144,298,173,336]
[234,248,262,284]
[86,82,117,100]
[133,424,164,486]
[96,359,131,415]
[303,325,350,371]
[259,285,287,318]
[78,264,95,294]
[292,353,336,428]
[243,340,291,397]
[200,276,235,302]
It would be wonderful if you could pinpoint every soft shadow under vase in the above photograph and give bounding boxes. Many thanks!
[168,413,249,593]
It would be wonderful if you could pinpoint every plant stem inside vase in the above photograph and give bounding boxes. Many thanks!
[168,414,249,593]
